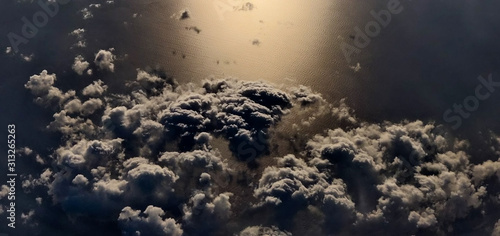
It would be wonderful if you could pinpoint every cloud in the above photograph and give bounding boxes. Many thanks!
[63,99,83,114]
[21,53,34,62]
[72,55,89,75]
[253,154,355,234]
[350,62,361,72]
[304,120,492,234]
[118,205,183,236]
[94,49,116,72]
[69,28,86,48]
[493,220,500,236]
[25,70,57,95]
[234,2,255,11]
[81,8,93,20]
[82,80,108,97]
[182,191,233,235]
[0,185,9,199]
[408,208,438,228]
[21,70,500,235]
[171,9,190,20]
[136,69,164,90]
[473,159,500,183]
[238,226,291,236]
[331,98,358,125]
[72,174,89,186]
[81,98,104,116]
[25,70,75,106]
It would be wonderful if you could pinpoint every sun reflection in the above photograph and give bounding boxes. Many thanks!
[171,0,338,85]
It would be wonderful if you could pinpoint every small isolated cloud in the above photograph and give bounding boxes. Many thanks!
[69,28,86,48]
[185,26,201,34]
[72,55,89,75]
[81,8,93,20]
[69,28,85,38]
[234,2,255,11]
[171,9,190,20]
[350,62,361,72]
[5,47,12,54]
[0,185,9,199]
[21,53,34,62]
[94,49,116,72]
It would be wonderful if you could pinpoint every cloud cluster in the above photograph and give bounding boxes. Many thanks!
[24,70,75,106]
[298,121,497,235]
[16,67,500,235]
[17,68,324,235]
[119,205,183,236]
